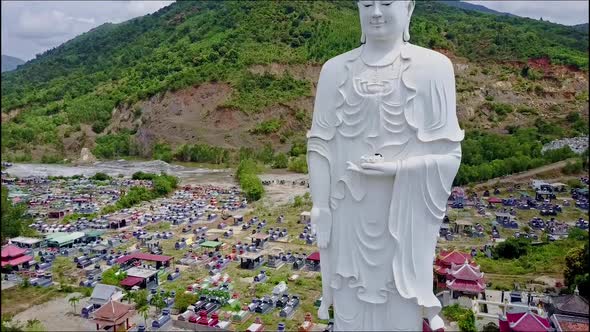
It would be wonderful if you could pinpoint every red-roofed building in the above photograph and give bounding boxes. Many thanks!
[551,314,590,332]
[499,312,551,332]
[306,252,320,271]
[488,197,502,204]
[445,262,486,298]
[119,267,159,289]
[119,276,144,288]
[115,252,172,269]
[434,250,479,290]
[1,244,34,271]
[91,300,135,332]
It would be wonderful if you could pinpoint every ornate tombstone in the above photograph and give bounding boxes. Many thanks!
[307,1,463,330]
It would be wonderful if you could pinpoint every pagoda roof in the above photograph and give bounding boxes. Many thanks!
[434,265,448,275]
[1,244,26,258]
[437,250,472,265]
[506,312,551,332]
[446,279,485,293]
[449,262,484,281]
[552,294,589,317]
[92,300,134,326]
[1,254,34,267]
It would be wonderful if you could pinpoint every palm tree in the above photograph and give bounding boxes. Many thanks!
[25,319,40,329]
[68,295,81,314]
[152,294,166,314]
[137,305,149,327]
[123,288,134,304]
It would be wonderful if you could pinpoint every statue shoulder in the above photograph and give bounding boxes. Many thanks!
[403,44,454,81]
[319,47,362,81]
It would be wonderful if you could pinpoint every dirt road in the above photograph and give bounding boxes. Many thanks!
[473,159,578,190]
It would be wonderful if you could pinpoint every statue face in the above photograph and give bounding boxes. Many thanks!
[358,0,413,41]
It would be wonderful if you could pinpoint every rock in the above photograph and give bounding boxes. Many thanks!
[78,148,97,164]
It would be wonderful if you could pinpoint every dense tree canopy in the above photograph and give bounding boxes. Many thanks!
[1,186,31,243]
[1,0,587,158]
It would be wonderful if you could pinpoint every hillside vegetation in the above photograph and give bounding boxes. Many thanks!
[1,0,588,184]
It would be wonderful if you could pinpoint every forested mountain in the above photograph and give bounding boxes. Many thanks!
[1,0,588,184]
[439,0,514,17]
[573,23,589,32]
[1,55,25,73]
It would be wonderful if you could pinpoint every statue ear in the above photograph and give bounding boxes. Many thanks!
[403,0,415,42]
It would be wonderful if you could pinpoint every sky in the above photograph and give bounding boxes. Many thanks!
[464,1,589,26]
[2,0,589,61]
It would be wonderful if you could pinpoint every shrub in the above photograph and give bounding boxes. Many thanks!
[273,153,289,169]
[289,138,307,157]
[250,119,282,135]
[240,173,264,201]
[236,159,264,201]
[153,142,173,162]
[288,155,308,174]
[91,172,111,181]
[441,304,476,332]
[567,179,583,188]
[485,102,513,116]
[565,112,582,123]
[493,238,530,259]
[132,171,156,180]
[563,160,583,175]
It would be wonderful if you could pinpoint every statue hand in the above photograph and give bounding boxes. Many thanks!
[360,161,399,176]
[346,161,386,176]
[311,206,332,249]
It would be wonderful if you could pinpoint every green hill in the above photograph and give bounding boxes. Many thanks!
[1,55,25,73]
[1,0,588,179]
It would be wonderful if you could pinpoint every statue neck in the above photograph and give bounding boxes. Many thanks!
[361,38,404,67]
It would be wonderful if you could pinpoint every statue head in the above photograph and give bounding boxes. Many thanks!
[358,0,415,44]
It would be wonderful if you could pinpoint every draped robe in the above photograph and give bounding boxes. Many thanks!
[307,43,464,331]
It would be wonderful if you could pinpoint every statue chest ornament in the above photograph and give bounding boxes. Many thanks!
[338,54,413,155]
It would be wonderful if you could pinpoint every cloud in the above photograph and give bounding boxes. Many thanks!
[2,1,175,60]
[464,1,589,25]
[14,8,96,40]
[125,1,174,17]
[15,9,71,39]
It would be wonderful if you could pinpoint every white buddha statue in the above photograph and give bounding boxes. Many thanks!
[307,0,464,330]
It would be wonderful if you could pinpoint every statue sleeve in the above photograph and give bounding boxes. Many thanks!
[389,144,462,319]
[388,55,464,319]
[307,61,340,158]
[407,56,464,143]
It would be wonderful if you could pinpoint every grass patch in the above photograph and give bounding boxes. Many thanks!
[1,285,61,316]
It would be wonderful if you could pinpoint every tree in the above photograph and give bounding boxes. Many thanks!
[137,305,150,327]
[1,186,30,242]
[100,265,127,286]
[52,257,76,290]
[174,292,199,313]
[133,289,149,309]
[68,296,81,314]
[564,243,589,297]
[123,288,134,304]
[151,293,166,314]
